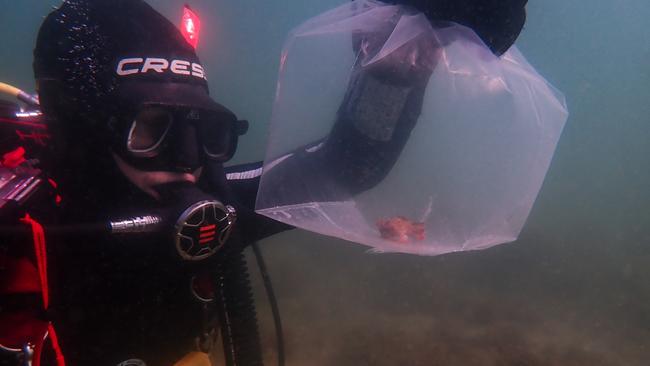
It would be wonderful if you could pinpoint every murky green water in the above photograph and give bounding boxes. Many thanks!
[1,1,649,365]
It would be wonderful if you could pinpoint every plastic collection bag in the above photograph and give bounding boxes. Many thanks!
[255,0,568,255]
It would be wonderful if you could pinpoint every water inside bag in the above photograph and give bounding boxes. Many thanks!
[256,0,568,255]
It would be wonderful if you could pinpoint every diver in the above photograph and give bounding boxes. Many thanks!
[0,0,527,365]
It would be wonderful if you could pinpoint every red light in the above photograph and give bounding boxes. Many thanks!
[181,5,201,49]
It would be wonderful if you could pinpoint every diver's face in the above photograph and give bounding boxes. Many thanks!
[109,104,238,199]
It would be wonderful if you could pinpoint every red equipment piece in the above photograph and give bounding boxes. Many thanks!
[181,5,201,49]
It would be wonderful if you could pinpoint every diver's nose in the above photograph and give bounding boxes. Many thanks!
[172,124,202,172]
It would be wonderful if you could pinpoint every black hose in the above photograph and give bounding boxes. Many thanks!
[215,245,264,366]
[252,242,285,366]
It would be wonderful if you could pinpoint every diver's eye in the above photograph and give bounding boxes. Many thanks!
[202,122,233,160]
[127,107,173,156]
[197,111,237,161]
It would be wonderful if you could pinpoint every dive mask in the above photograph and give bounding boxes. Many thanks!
[111,104,248,171]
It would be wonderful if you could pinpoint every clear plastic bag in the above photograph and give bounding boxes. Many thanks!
[255,0,568,255]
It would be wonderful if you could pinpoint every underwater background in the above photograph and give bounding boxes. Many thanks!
[1,0,649,365]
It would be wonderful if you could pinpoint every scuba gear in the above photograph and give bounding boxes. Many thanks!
[0,83,39,108]
[0,86,47,157]
[0,86,56,219]
[0,149,44,212]
[181,5,202,50]
[32,0,242,177]
[174,200,237,262]
[111,102,248,172]
[0,150,270,366]
[23,1,282,365]
[256,0,568,255]
[0,139,64,366]
[0,163,268,366]
[30,0,243,218]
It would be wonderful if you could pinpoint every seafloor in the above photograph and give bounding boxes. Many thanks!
[246,226,649,366]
